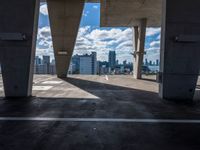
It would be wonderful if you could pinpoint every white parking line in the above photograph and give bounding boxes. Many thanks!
[42,81,63,84]
[32,86,53,91]
[0,117,200,124]
[33,76,55,84]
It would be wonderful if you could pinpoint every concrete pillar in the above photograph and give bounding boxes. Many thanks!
[133,26,139,54]
[47,0,84,78]
[133,19,147,79]
[159,0,200,101]
[0,0,39,97]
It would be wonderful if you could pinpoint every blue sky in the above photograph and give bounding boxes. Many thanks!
[37,3,161,63]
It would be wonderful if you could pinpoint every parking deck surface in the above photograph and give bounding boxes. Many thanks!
[0,75,200,150]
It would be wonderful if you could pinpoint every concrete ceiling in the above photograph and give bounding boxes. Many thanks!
[100,0,162,27]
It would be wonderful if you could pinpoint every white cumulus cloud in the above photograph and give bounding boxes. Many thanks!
[35,25,161,63]
[146,28,161,36]
[40,4,48,15]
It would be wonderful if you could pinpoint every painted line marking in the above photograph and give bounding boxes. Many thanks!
[32,86,53,91]
[33,76,55,84]
[42,81,63,84]
[0,117,200,124]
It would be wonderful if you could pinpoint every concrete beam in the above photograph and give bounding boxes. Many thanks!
[100,0,161,27]
[159,0,200,101]
[47,0,84,78]
[133,19,147,79]
[0,0,39,97]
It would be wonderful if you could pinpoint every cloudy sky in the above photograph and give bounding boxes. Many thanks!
[37,3,161,63]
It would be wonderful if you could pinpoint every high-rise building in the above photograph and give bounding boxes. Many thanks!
[149,60,152,66]
[51,59,55,65]
[108,51,116,70]
[71,54,80,74]
[35,56,41,65]
[91,52,97,75]
[43,56,50,74]
[79,53,97,75]
[43,56,50,65]
[145,58,148,66]
[156,59,159,66]
[123,60,127,66]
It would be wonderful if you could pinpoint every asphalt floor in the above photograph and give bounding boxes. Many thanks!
[0,75,200,150]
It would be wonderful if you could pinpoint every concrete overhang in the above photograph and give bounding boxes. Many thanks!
[100,0,162,27]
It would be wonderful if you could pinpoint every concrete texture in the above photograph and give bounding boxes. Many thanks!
[100,0,162,27]
[133,19,147,79]
[159,0,200,100]
[47,0,84,78]
[0,0,39,97]
[0,75,200,149]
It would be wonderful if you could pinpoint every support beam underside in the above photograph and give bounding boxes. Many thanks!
[47,0,84,78]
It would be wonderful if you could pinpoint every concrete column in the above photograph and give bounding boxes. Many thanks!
[159,0,200,101]
[0,0,39,97]
[47,0,84,78]
[133,19,147,79]
[133,26,139,53]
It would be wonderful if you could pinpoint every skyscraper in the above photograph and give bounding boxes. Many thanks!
[108,51,116,70]
[43,55,50,74]
[91,52,97,75]
[79,52,97,75]
[156,59,159,66]
[72,54,80,74]
[35,56,41,65]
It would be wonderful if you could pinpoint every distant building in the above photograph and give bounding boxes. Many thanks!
[100,65,109,75]
[116,60,119,65]
[145,58,148,66]
[51,59,55,65]
[43,56,50,64]
[34,55,56,75]
[91,52,97,75]
[108,51,116,70]
[43,56,50,74]
[156,59,159,66]
[98,61,109,75]
[79,52,97,75]
[149,60,152,66]
[34,65,46,74]
[71,54,80,74]
[68,63,75,74]
[35,56,42,65]
[79,55,92,75]
[49,64,56,74]
[123,60,127,66]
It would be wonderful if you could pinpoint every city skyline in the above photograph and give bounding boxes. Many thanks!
[35,52,159,67]
[33,50,159,76]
